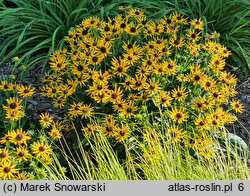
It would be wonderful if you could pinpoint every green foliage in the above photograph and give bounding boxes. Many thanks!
[0,0,119,75]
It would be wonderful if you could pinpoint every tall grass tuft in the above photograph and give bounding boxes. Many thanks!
[44,120,250,180]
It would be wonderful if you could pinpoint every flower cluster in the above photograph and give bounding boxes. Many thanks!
[40,8,244,157]
[0,81,57,179]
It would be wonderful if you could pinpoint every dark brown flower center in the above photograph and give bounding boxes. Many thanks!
[100,47,106,53]
[106,126,113,132]
[215,60,220,65]
[97,85,103,90]
[4,167,10,173]
[161,97,167,102]
[213,93,218,98]
[111,93,118,99]
[10,103,17,109]
[212,120,217,125]
[83,108,88,113]
[191,33,196,38]
[18,151,25,157]
[117,66,123,72]
[150,84,155,90]
[126,108,132,113]
[0,151,7,158]
[15,134,23,141]
[127,56,132,61]
[24,89,30,93]
[130,27,136,33]
[197,103,202,108]
[206,82,211,87]
[158,68,163,72]
[177,92,182,97]
[135,80,142,86]
[168,64,173,69]
[104,25,110,32]
[147,60,152,65]
[92,56,98,62]
[174,39,180,45]
[125,81,130,86]
[99,75,104,80]
[176,113,182,119]
[120,23,126,28]
[194,75,201,81]
[39,146,45,152]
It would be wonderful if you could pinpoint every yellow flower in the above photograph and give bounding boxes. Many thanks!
[0,130,13,145]
[31,140,52,160]
[81,123,95,137]
[0,162,18,180]
[10,128,31,146]
[39,113,53,128]
[155,91,172,107]
[114,125,130,142]
[194,115,208,130]
[17,84,36,97]
[68,102,84,118]
[171,86,188,102]
[81,104,93,119]
[16,171,33,180]
[209,54,226,73]
[164,60,178,75]
[230,99,244,113]
[165,125,184,143]
[48,124,62,139]
[0,148,11,164]
[0,80,14,91]
[145,78,161,95]
[190,18,204,30]
[186,28,201,42]
[108,85,123,104]
[122,102,137,118]
[132,74,147,91]
[15,147,31,163]
[200,75,216,91]
[170,35,184,48]
[168,107,189,124]
[5,110,25,121]
[111,57,129,77]
[3,97,23,112]
[50,57,69,73]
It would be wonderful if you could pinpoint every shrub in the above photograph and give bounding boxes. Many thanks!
[135,0,250,73]
[39,7,245,160]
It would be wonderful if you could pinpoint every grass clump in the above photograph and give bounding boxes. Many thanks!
[44,120,250,180]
